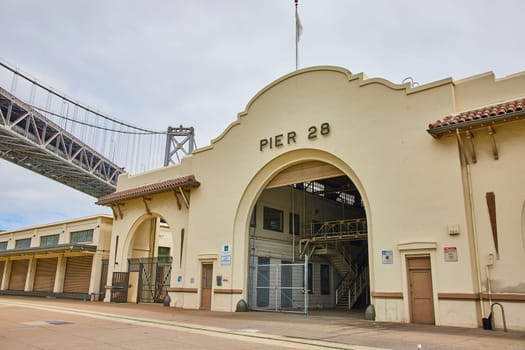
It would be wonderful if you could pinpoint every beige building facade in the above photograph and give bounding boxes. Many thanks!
[97,66,525,330]
[0,215,112,300]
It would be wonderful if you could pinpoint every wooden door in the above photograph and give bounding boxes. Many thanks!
[200,264,213,310]
[407,257,435,324]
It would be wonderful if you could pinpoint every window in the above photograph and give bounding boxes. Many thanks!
[336,192,355,205]
[0,241,7,250]
[289,213,300,235]
[303,263,313,294]
[263,207,283,232]
[305,181,325,196]
[70,229,94,243]
[158,246,170,263]
[311,220,321,235]
[320,264,330,295]
[250,206,257,228]
[15,238,31,249]
[159,218,169,227]
[158,246,170,257]
[40,234,59,247]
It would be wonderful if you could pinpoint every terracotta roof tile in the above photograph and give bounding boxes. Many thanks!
[96,175,199,205]
[427,98,525,137]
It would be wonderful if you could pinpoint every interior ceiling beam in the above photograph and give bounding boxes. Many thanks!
[266,161,344,189]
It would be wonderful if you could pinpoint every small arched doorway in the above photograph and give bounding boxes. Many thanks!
[246,159,370,313]
[125,215,174,304]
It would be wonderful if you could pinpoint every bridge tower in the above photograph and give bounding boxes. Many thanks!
[163,126,196,166]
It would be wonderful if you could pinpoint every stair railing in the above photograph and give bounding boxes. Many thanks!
[348,265,369,309]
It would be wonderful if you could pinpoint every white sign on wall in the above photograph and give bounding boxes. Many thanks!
[444,247,458,262]
[221,243,232,266]
[382,250,393,264]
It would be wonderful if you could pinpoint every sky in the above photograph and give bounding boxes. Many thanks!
[1,0,524,231]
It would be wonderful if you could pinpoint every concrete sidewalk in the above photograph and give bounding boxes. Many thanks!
[0,296,524,350]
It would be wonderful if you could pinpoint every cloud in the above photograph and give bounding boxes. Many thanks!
[0,0,524,231]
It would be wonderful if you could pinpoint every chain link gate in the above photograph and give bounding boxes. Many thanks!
[128,257,172,303]
[248,257,309,314]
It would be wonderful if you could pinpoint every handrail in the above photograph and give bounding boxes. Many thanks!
[305,218,367,240]
[491,302,508,332]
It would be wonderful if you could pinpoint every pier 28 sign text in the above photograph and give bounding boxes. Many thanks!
[259,123,330,151]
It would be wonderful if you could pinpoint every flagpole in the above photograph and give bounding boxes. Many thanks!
[295,0,299,70]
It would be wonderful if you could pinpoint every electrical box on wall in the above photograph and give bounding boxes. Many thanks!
[447,224,460,235]
[487,253,494,266]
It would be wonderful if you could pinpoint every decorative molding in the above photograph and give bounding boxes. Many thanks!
[167,287,198,293]
[142,197,152,215]
[198,253,218,261]
[397,242,437,251]
[372,291,403,299]
[486,192,499,257]
[438,293,479,300]
[214,289,243,294]
[481,293,525,302]
[437,292,525,302]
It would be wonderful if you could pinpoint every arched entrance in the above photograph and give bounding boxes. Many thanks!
[121,214,174,304]
[243,153,371,314]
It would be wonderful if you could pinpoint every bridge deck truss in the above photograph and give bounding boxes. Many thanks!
[0,87,122,198]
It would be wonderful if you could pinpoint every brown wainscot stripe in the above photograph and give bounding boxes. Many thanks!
[214,289,243,294]
[371,291,403,298]
[438,293,479,300]
[167,287,198,293]
[481,293,525,302]
[438,292,525,302]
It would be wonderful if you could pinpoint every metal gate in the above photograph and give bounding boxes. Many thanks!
[99,259,109,298]
[0,261,5,287]
[110,272,129,302]
[129,257,172,303]
[248,258,309,314]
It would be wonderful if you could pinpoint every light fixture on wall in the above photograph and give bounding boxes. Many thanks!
[447,224,460,235]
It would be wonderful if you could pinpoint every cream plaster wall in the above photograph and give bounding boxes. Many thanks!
[104,191,189,303]
[104,66,525,328]
[458,122,525,330]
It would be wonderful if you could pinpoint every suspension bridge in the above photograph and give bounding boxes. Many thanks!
[0,60,195,198]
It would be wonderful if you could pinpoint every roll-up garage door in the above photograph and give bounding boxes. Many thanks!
[0,261,5,286]
[33,258,58,292]
[63,255,93,293]
[9,259,29,291]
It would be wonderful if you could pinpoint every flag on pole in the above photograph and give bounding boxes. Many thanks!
[295,1,303,43]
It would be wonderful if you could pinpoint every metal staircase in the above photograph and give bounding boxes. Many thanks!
[299,218,369,310]
[348,265,369,309]
[315,247,352,277]
[334,251,369,309]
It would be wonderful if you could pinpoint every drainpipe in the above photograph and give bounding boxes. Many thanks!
[486,264,492,307]
[465,162,485,318]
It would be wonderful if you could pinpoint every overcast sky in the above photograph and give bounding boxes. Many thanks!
[1,0,524,231]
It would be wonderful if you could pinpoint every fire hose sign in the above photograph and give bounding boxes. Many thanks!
[444,247,458,262]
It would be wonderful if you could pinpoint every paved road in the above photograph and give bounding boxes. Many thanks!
[0,297,524,350]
